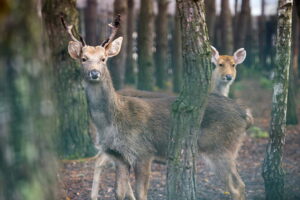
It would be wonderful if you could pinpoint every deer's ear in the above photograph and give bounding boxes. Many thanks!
[68,41,82,60]
[105,37,123,58]
[233,48,246,65]
[211,46,219,65]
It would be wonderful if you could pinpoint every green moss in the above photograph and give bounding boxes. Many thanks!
[249,126,269,138]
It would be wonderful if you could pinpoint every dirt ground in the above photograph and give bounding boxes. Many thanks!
[59,80,300,200]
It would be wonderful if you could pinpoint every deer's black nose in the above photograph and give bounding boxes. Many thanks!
[225,74,233,81]
[89,70,100,80]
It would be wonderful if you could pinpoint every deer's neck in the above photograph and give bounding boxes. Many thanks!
[84,69,118,130]
[211,69,232,97]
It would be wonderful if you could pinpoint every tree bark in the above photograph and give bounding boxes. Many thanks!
[125,0,136,84]
[155,0,169,89]
[204,0,216,43]
[235,0,251,49]
[167,0,212,200]
[137,0,155,91]
[220,0,234,54]
[42,0,95,158]
[84,0,98,46]
[172,10,183,93]
[262,1,293,199]
[0,0,57,199]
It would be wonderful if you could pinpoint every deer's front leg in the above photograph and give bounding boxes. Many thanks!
[134,158,152,200]
[91,153,109,200]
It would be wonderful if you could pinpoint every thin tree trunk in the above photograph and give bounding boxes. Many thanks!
[220,0,234,54]
[292,2,299,78]
[259,0,266,67]
[262,1,293,199]
[167,0,212,199]
[84,0,98,46]
[0,0,57,199]
[109,0,128,90]
[204,0,216,43]
[172,10,183,93]
[125,0,136,84]
[235,0,251,49]
[155,0,169,89]
[137,0,155,91]
[42,0,95,158]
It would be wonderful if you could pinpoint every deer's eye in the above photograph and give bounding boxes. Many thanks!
[232,64,235,67]
[82,57,87,62]
[101,58,105,62]
[219,64,223,67]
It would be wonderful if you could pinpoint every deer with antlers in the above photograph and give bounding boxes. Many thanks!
[62,15,252,200]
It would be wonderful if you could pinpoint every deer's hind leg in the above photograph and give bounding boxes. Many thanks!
[134,158,152,200]
[115,161,136,200]
[204,153,245,200]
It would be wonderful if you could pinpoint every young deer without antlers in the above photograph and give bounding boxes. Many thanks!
[63,16,252,200]
[210,46,247,97]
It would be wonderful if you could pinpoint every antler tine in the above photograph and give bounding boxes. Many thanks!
[101,14,121,47]
[60,15,86,46]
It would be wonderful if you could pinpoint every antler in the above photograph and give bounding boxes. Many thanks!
[101,14,121,48]
[60,14,86,46]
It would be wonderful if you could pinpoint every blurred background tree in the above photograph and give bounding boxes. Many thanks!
[0,0,58,199]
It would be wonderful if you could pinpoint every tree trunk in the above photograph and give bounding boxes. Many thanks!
[137,0,155,91]
[155,0,169,89]
[42,0,95,158]
[220,0,234,54]
[84,0,98,46]
[167,0,212,200]
[109,0,128,90]
[262,1,293,199]
[172,10,183,93]
[259,0,266,67]
[292,2,299,78]
[204,0,216,43]
[235,0,251,49]
[0,0,57,199]
[125,0,136,84]
[244,4,253,67]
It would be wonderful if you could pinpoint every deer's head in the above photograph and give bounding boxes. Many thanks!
[211,46,246,84]
[62,15,123,83]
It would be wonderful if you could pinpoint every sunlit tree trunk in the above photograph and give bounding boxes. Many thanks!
[220,0,233,54]
[155,0,169,89]
[204,0,216,43]
[172,10,183,93]
[125,0,136,84]
[84,0,98,46]
[42,0,95,158]
[262,1,293,199]
[0,0,57,199]
[167,0,212,199]
[137,0,155,90]
[109,0,128,90]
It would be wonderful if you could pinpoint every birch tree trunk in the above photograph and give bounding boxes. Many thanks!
[167,0,212,199]
[155,0,169,89]
[137,0,155,90]
[262,1,293,199]
[42,0,95,158]
[0,0,57,199]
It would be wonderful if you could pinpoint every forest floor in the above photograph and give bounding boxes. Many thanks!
[59,79,300,200]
